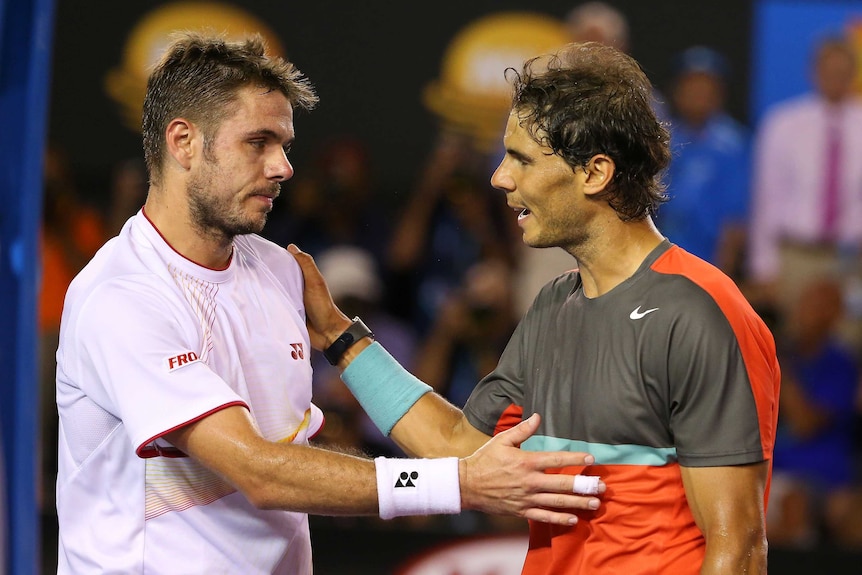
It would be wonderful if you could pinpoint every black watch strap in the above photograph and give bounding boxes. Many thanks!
[323,317,374,366]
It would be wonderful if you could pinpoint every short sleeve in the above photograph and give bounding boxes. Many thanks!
[662,293,768,467]
[72,278,245,454]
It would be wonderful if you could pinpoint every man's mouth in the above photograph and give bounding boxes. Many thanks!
[249,186,280,210]
[250,190,278,211]
[254,184,281,200]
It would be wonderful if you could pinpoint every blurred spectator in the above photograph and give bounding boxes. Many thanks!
[565,0,630,52]
[310,135,393,258]
[39,144,107,510]
[310,244,418,458]
[657,46,751,282]
[264,134,392,264]
[748,36,862,346]
[412,257,519,408]
[386,129,517,333]
[106,158,148,236]
[264,173,331,256]
[768,278,862,548]
[565,1,669,119]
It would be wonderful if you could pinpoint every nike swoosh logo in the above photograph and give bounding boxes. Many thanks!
[630,306,659,320]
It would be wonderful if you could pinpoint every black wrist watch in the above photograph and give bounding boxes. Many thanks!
[323,316,374,366]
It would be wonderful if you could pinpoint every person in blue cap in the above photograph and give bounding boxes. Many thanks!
[656,46,752,283]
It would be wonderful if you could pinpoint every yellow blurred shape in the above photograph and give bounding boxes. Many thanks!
[423,12,569,151]
[848,19,862,93]
[105,1,284,132]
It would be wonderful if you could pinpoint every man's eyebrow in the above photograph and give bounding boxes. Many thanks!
[244,128,281,139]
[244,128,294,146]
[506,147,531,163]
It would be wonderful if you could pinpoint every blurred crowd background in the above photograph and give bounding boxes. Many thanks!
[25,0,862,573]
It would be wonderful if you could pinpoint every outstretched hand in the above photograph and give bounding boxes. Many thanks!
[459,413,604,526]
[287,244,351,351]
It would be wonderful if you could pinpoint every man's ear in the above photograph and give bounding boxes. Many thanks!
[582,154,616,197]
[165,118,198,171]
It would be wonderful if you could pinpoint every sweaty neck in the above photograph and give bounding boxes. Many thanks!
[570,217,665,299]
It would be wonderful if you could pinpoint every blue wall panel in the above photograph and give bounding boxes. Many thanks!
[752,0,862,124]
[0,0,56,572]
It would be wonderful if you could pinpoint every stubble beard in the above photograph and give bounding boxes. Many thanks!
[186,162,277,243]
[525,211,587,254]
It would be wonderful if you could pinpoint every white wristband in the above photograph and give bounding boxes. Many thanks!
[374,456,461,520]
[573,474,600,495]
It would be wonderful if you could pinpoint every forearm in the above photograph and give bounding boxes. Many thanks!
[248,426,589,524]
[241,443,380,515]
[337,340,487,452]
[319,311,490,457]
[169,409,465,519]
[254,443,463,520]
[390,393,489,458]
[329,328,491,455]
[167,415,380,516]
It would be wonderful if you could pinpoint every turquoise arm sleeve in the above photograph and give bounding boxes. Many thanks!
[340,342,432,436]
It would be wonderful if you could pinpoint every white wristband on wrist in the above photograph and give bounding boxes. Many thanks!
[374,456,461,520]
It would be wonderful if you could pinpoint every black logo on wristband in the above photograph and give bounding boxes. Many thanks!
[394,471,418,488]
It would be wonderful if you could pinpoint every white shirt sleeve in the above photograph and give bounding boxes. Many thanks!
[71,277,246,454]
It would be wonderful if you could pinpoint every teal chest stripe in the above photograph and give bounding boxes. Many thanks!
[521,435,678,466]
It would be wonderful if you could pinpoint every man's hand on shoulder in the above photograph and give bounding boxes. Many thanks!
[287,243,351,350]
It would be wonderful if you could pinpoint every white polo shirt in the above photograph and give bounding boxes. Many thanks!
[56,211,323,574]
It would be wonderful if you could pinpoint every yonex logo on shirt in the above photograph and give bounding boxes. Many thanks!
[289,343,304,360]
[167,351,199,371]
[395,471,418,488]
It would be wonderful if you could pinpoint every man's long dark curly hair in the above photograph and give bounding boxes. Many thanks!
[507,41,671,220]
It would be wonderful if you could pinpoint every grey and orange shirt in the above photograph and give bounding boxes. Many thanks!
[463,240,780,575]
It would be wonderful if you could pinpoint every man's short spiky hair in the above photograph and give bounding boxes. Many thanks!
[142,31,318,185]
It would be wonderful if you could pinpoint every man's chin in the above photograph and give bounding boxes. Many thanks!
[228,217,267,237]
[249,210,270,232]
[522,235,549,249]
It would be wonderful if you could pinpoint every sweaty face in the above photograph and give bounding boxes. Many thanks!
[491,111,589,251]
[186,87,294,241]
[186,158,279,238]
